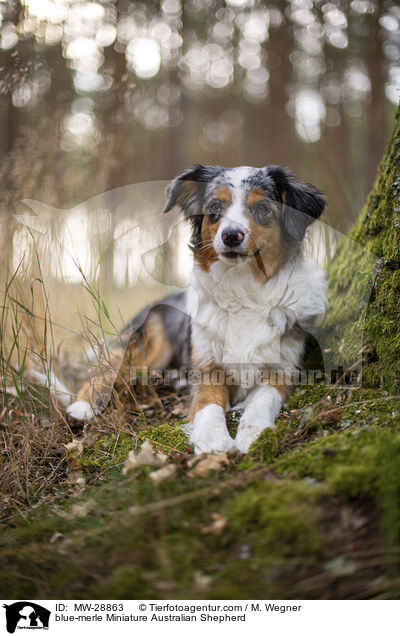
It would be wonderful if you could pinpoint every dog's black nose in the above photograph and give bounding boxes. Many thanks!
[221,228,245,247]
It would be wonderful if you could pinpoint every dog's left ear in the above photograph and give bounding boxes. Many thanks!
[267,166,326,241]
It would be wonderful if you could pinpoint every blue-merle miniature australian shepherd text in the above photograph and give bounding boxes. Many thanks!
[66,165,327,454]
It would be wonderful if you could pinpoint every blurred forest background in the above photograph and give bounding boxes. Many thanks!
[0,0,399,342]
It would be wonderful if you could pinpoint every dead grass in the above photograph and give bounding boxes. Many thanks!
[0,391,68,522]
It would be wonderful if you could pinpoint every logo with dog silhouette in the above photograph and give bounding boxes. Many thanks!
[3,602,50,633]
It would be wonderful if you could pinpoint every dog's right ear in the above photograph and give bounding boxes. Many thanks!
[162,165,222,215]
[163,165,223,253]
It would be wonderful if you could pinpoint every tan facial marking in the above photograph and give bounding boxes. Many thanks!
[214,186,231,205]
[246,188,266,208]
[194,213,219,272]
[247,213,284,281]
[194,186,232,271]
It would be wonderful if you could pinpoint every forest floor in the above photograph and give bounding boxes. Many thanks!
[1,379,400,600]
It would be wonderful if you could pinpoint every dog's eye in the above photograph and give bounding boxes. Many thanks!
[208,199,223,222]
[255,203,269,216]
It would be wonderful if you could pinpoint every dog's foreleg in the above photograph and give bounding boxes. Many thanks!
[235,383,288,454]
[189,375,235,455]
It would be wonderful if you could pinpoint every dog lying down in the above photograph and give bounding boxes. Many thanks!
[49,165,328,454]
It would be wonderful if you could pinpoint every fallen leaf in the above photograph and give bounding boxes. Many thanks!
[188,453,229,478]
[149,464,178,484]
[64,439,85,486]
[201,513,228,536]
[70,499,95,518]
[64,439,84,457]
[171,402,186,416]
[49,532,64,544]
[122,439,168,474]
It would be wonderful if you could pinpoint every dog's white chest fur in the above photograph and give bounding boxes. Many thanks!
[189,254,327,381]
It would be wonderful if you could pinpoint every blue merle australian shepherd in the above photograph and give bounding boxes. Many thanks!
[66,165,327,454]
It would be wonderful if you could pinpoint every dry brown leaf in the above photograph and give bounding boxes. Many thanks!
[64,439,86,486]
[188,453,229,478]
[70,499,95,518]
[187,455,203,468]
[201,512,228,536]
[64,439,84,457]
[149,464,178,484]
[122,439,168,474]
[171,402,186,416]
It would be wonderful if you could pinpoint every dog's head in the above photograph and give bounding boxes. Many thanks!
[163,165,325,275]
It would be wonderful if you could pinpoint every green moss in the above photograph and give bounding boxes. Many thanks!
[286,385,333,409]
[340,396,400,423]
[2,385,400,599]
[246,426,281,463]
[273,424,400,498]
[80,422,190,476]
[227,480,325,558]
[137,422,191,454]
[93,564,154,599]
[80,433,134,473]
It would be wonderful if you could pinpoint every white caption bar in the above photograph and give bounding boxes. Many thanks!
[1,599,398,636]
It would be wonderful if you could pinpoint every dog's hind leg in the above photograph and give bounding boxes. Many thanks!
[66,311,174,421]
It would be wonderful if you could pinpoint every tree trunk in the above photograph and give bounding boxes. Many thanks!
[324,104,400,392]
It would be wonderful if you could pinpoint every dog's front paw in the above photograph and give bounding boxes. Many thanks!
[234,386,281,453]
[235,425,261,454]
[190,404,235,455]
[67,400,96,421]
[235,417,275,454]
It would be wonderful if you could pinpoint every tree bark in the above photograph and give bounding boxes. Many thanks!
[324,104,400,392]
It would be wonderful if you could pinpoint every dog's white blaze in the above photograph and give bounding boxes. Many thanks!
[214,167,253,254]
[228,166,253,189]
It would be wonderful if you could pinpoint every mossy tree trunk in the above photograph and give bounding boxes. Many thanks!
[325,105,400,392]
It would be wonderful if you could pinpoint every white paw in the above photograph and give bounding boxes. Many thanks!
[234,385,281,453]
[67,400,96,421]
[235,421,268,454]
[190,404,235,455]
